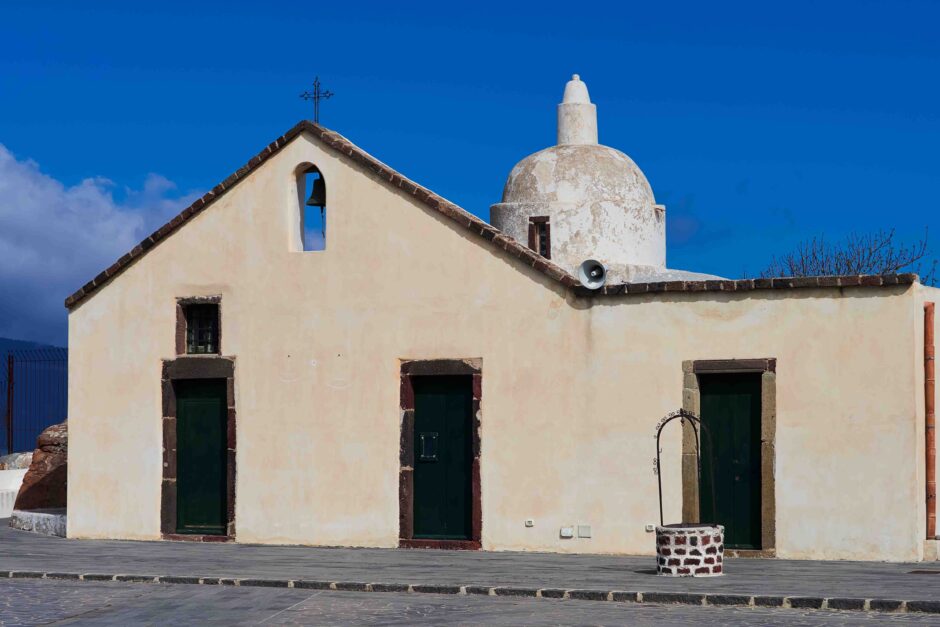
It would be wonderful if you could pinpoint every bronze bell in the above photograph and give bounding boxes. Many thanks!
[305,177,326,207]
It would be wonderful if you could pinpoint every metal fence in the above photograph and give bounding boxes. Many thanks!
[1,348,68,454]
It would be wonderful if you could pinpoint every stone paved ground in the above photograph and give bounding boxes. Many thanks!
[0,579,938,626]
[1,521,938,601]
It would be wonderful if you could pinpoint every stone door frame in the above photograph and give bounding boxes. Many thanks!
[682,358,776,557]
[399,358,482,550]
[161,356,237,542]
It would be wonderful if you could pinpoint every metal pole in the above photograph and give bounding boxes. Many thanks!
[655,410,706,527]
[656,426,664,527]
[6,354,13,455]
[926,302,936,540]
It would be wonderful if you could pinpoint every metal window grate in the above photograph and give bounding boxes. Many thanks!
[527,216,551,260]
[536,222,550,259]
[186,305,219,354]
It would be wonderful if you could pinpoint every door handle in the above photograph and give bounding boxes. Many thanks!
[418,432,439,462]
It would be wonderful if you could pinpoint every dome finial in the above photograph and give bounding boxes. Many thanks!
[562,74,591,105]
[558,74,597,144]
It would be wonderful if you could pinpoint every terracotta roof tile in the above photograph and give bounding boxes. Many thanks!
[64,120,920,309]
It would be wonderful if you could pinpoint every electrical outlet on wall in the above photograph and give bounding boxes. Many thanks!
[645,524,655,532]
[559,526,574,539]
[577,525,592,538]
[524,519,534,528]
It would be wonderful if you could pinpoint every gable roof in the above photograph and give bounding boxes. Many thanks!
[64,120,918,310]
[64,120,580,310]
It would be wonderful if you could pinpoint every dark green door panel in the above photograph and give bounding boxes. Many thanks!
[176,379,228,535]
[699,373,762,549]
[413,376,472,539]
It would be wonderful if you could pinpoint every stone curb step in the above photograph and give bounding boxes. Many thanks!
[3,570,939,615]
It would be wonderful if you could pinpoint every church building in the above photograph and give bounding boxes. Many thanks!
[66,76,938,562]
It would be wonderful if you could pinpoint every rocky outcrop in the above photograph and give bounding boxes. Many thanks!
[13,422,67,511]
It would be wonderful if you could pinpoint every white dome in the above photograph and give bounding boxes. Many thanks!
[500,144,655,210]
[490,75,666,280]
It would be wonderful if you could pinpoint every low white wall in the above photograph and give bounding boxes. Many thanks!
[0,469,28,491]
[0,469,28,518]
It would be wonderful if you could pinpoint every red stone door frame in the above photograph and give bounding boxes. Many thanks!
[399,359,482,550]
[160,356,237,542]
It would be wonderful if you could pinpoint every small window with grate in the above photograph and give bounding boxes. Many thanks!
[185,304,220,354]
[528,216,551,259]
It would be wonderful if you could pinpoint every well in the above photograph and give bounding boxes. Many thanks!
[654,410,724,577]
[656,523,724,577]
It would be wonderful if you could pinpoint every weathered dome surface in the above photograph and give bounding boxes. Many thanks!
[501,144,655,210]
[490,74,723,283]
[490,75,668,279]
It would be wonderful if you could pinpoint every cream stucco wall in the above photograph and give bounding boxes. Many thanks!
[67,130,931,561]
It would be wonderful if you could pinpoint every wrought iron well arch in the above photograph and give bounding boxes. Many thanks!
[653,409,716,527]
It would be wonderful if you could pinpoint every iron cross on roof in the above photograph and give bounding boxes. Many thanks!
[299,77,334,124]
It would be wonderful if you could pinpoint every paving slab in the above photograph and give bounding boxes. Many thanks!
[1,519,938,606]
[3,579,940,626]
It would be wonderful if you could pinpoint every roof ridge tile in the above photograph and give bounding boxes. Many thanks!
[64,121,920,309]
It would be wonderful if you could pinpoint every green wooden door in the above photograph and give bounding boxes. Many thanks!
[176,379,228,535]
[699,373,762,549]
[413,376,472,539]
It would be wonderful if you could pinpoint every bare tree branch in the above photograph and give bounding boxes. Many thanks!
[762,228,937,286]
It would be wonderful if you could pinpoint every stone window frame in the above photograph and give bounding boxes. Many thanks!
[175,296,222,356]
[161,355,237,542]
[681,358,776,558]
[399,358,482,550]
[527,216,551,260]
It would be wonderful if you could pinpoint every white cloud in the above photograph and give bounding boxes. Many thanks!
[0,144,200,345]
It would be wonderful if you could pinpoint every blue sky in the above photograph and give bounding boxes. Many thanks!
[1,0,938,345]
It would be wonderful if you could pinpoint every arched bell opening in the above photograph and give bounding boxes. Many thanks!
[296,164,326,251]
